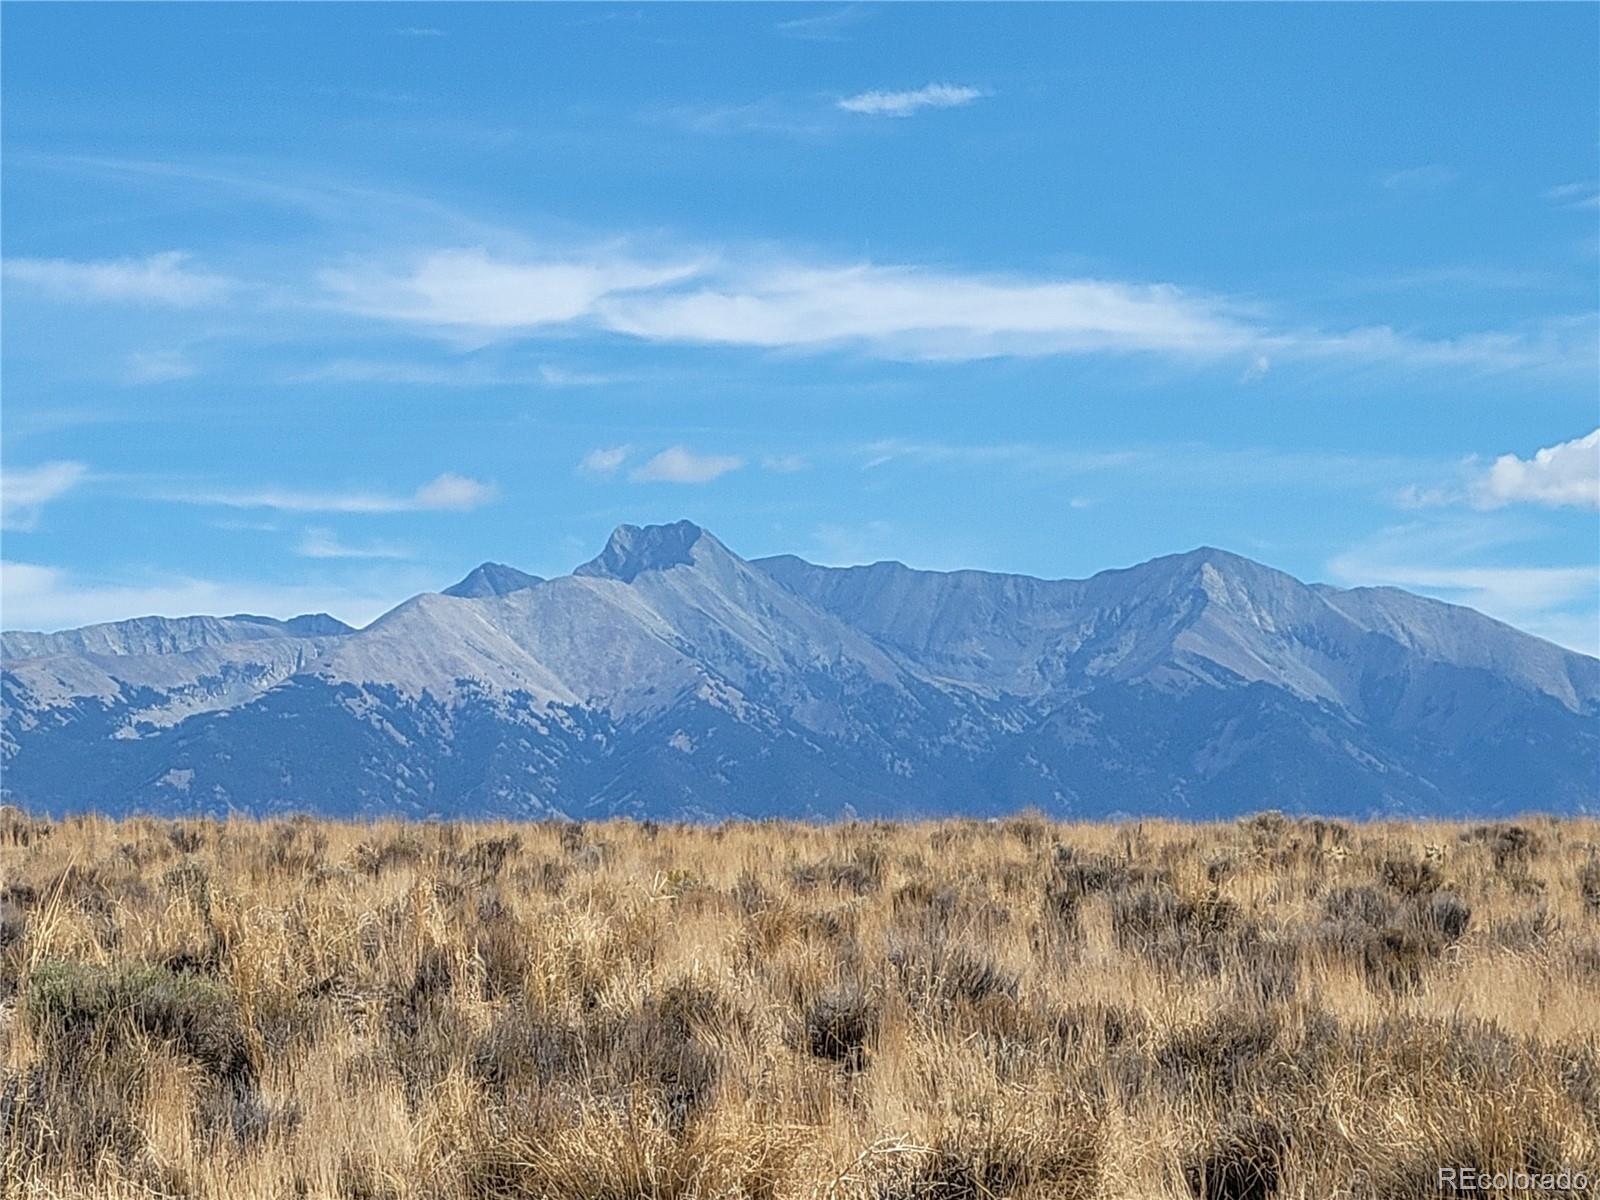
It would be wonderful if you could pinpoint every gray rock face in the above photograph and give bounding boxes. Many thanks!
[755,549,1596,715]
[0,612,351,661]
[575,520,705,583]
[3,523,1595,820]
[441,563,544,599]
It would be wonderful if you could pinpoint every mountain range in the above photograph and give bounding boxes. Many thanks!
[3,520,1595,820]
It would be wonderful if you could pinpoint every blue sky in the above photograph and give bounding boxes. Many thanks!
[3,3,1597,652]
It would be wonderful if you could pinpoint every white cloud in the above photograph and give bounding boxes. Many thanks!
[1329,520,1599,655]
[1,560,411,632]
[314,242,1595,373]
[600,263,1253,360]
[209,517,281,533]
[1372,265,1552,293]
[319,247,699,332]
[1392,483,1457,510]
[1,461,89,531]
[1275,315,1600,375]
[537,364,631,387]
[1330,554,1597,655]
[14,162,1589,375]
[579,445,631,476]
[838,83,983,117]
[295,528,411,560]
[293,358,631,388]
[775,7,862,41]
[45,155,503,243]
[162,472,498,514]
[1513,610,1600,656]
[1380,164,1457,191]
[1473,429,1600,511]
[761,453,809,473]
[809,520,897,566]
[652,100,834,139]
[412,473,498,511]
[858,439,1143,474]
[293,359,513,386]
[855,438,1460,500]
[123,349,199,384]
[1333,559,1596,617]
[3,251,234,305]
[1546,181,1600,210]
[629,446,744,484]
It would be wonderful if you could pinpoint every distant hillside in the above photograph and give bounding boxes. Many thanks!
[3,521,1595,819]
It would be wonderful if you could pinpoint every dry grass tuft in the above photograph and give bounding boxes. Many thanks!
[2,812,1598,1197]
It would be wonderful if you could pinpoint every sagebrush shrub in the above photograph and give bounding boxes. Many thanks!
[1,812,1593,1199]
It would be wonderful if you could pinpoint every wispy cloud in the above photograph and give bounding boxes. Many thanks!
[159,473,498,514]
[1,461,89,531]
[1,560,413,632]
[315,242,1594,374]
[855,437,1448,496]
[1362,265,1554,294]
[838,83,983,118]
[578,445,631,476]
[1328,519,1599,655]
[1474,428,1600,511]
[809,520,897,566]
[292,359,513,386]
[629,446,744,484]
[1379,164,1457,192]
[599,263,1254,360]
[3,251,234,305]
[123,349,199,384]
[391,26,444,38]
[761,453,809,473]
[1336,558,1595,616]
[320,247,699,332]
[27,154,506,243]
[584,445,797,479]
[294,357,634,388]
[412,474,499,510]
[15,162,1587,376]
[209,518,280,534]
[650,99,836,139]
[1545,181,1600,210]
[16,155,1582,376]
[1270,313,1599,376]
[1340,557,1597,652]
[537,364,635,387]
[858,439,1141,474]
[774,6,863,41]
[295,527,412,560]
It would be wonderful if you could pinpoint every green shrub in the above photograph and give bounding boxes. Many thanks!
[26,960,253,1087]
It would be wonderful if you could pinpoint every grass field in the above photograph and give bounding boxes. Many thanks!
[2,808,1598,1198]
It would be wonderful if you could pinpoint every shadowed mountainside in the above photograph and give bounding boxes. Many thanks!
[3,521,1595,819]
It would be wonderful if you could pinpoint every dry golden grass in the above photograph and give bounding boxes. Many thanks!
[2,807,1598,1199]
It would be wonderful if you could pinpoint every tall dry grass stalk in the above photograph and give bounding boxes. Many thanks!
[2,807,1597,1198]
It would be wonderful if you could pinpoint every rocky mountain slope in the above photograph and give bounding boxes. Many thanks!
[4,521,1595,819]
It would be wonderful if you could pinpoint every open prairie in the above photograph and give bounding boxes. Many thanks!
[2,810,1598,1199]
